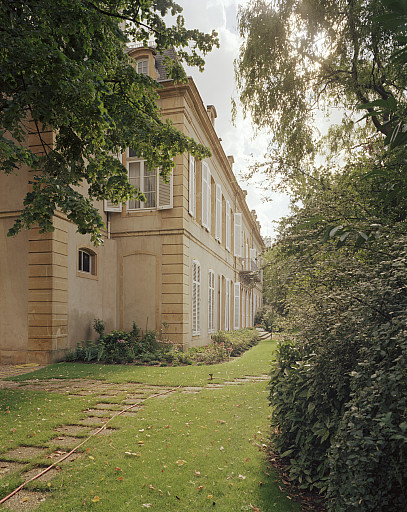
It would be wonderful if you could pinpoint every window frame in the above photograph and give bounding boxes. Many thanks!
[126,155,173,211]
[208,269,215,334]
[77,248,97,279]
[215,183,222,243]
[189,154,196,218]
[192,260,201,336]
[136,59,148,75]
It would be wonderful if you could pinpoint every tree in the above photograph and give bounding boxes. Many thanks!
[234,0,407,194]
[0,0,219,243]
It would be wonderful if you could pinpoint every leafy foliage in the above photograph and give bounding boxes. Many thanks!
[235,0,407,195]
[0,0,218,243]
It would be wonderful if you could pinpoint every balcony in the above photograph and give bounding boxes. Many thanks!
[239,258,261,284]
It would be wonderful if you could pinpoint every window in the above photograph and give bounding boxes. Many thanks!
[127,158,172,210]
[189,155,196,217]
[192,260,201,335]
[215,184,222,242]
[78,249,96,276]
[225,200,231,251]
[201,161,211,230]
[137,59,148,75]
[225,278,230,331]
[234,213,242,257]
[208,270,215,333]
[234,282,240,330]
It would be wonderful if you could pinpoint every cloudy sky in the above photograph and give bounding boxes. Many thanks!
[171,0,290,239]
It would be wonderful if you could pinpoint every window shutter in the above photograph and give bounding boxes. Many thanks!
[234,213,242,257]
[189,155,196,217]
[225,201,231,251]
[234,282,240,330]
[207,167,212,232]
[104,200,122,212]
[202,162,208,229]
[208,270,215,333]
[225,278,230,331]
[215,184,222,242]
[192,260,201,335]
[158,170,173,209]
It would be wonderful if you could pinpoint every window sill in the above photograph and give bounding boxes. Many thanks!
[76,271,98,281]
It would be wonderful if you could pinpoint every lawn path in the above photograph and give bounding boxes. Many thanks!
[0,340,299,512]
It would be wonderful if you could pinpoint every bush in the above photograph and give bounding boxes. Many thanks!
[67,325,260,366]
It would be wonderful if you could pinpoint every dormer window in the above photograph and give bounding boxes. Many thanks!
[137,59,148,75]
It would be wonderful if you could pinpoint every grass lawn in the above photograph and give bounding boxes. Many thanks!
[7,338,275,387]
[0,340,300,512]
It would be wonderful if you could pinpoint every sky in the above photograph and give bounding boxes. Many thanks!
[170,0,291,239]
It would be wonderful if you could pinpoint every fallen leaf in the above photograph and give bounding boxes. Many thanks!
[197,485,203,490]
[238,474,246,480]
[91,496,100,503]
[142,504,151,508]
[194,470,201,476]
[149,484,155,489]
[176,459,186,466]
[115,467,121,471]
[125,451,141,457]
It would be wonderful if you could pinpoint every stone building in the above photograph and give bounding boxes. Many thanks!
[0,45,264,364]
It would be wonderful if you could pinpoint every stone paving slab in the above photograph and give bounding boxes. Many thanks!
[0,462,27,478]
[2,489,47,511]
[1,447,49,462]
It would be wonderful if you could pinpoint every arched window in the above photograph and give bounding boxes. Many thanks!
[78,248,97,276]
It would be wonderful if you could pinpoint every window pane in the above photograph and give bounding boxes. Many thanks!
[128,162,141,209]
[144,167,156,208]
[82,252,90,273]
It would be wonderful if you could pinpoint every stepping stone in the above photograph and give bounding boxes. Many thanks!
[84,409,116,418]
[0,462,27,478]
[48,436,82,449]
[122,396,146,403]
[120,411,141,417]
[223,381,242,385]
[92,403,122,410]
[54,425,90,436]
[181,387,205,393]
[22,466,60,483]
[79,417,106,426]
[1,446,48,461]
[207,384,224,388]
[2,489,47,510]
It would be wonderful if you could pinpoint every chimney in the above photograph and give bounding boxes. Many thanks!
[206,105,217,127]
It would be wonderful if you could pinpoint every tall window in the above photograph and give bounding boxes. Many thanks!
[234,282,240,330]
[127,157,172,210]
[225,200,231,251]
[215,184,222,242]
[234,213,242,257]
[78,249,96,276]
[192,260,201,335]
[189,155,196,218]
[208,270,215,333]
[137,59,148,75]
[225,278,230,331]
[201,161,211,231]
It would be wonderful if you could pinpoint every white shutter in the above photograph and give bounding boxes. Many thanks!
[192,260,201,335]
[104,200,122,212]
[202,162,208,229]
[234,213,242,257]
[234,282,240,330]
[208,270,215,333]
[189,155,196,217]
[207,167,212,232]
[158,170,173,209]
[215,184,222,242]
[225,201,231,251]
[225,278,230,331]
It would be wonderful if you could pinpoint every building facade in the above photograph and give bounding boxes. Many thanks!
[0,46,264,364]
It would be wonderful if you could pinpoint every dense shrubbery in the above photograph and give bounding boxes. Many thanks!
[268,234,407,509]
[67,326,259,366]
